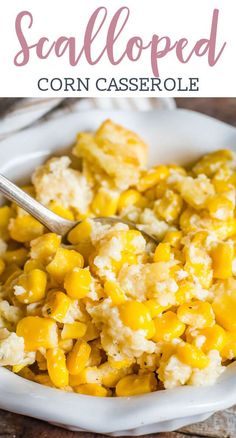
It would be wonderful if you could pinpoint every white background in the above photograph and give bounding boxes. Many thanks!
[0,0,235,97]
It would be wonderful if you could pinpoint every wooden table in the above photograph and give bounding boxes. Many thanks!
[1,97,236,438]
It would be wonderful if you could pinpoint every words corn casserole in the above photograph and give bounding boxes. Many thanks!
[0,119,236,397]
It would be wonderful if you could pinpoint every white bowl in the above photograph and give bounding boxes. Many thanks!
[1,109,236,436]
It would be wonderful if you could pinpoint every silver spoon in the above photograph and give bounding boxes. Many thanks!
[0,174,158,244]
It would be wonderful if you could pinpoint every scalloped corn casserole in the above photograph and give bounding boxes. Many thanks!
[1,119,236,396]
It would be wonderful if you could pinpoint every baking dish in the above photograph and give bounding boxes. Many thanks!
[0,108,236,435]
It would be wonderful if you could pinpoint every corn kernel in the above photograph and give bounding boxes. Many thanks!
[64,268,92,299]
[30,233,61,264]
[43,291,71,323]
[159,343,177,362]
[0,206,13,240]
[118,189,144,212]
[24,259,44,273]
[208,195,234,220]
[197,325,227,353]
[75,241,94,265]
[108,356,134,369]
[68,220,94,263]
[49,201,75,220]
[61,322,87,340]
[213,293,236,331]
[75,383,107,396]
[221,331,236,359]
[16,316,58,351]
[46,348,69,388]
[116,373,157,396]
[69,366,101,386]
[67,340,91,375]
[152,311,185,342]
[119,301,155,339]
[212,178,232,194]
[211,242,234,279]
[176,343,209,369]
[91,188,118,217]
[15,269,47,304]
[163,230,183,249]
[104,281,126,305]
[137,166,169,192]
[177,301,215,329]
[153,243,171,262]
[46,248,84,283]
[9,216,44,243]
[68,219,92,245]
[3,248,28,267]
[99,362,131,387]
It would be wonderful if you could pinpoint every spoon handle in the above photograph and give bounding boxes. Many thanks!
[0,174,77,236]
